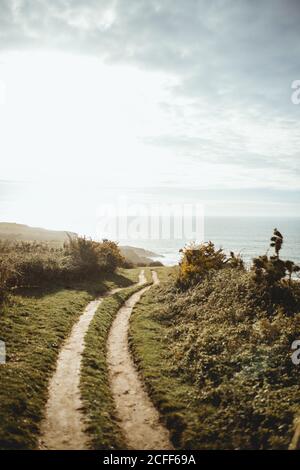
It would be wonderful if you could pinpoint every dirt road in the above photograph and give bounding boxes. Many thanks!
[107,271,173,450]
[39,286,122,450]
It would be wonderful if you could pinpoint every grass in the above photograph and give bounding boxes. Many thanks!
[129,267,300,449]
[129,269,201,449]
[129,287,200,449]
[154,265,178,283]
[80,276,152,449]
[119,266,153,284]
[0,268,138,450]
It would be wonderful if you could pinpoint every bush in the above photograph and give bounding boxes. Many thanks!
[64,237,125,278]
[96,239,125,273]
[0,237,125,296]
[64,236,101,278]
[252,229,300,286]
[252,255,287,284]
[149,261,164,267]
[176,241,243,289]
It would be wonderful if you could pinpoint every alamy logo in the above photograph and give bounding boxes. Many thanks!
[291,340,300,365]
[0,340,6,365]
[96,198,205,242]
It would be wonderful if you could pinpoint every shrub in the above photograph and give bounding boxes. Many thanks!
[252,255,287,284]
[64,236,100,278]
[0,236,125,296]
[64,237,125,278]
[252,229,300,286]
[149,261,164,267]
[96,239,125,273]
[270,228,283,258]
[176,241,243,289]
[285,260,300,284]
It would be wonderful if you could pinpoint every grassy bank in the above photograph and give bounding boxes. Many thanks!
[0,269,137,450]
[0,237,126,303]
[80,270,151,449]
[130,267,300,449]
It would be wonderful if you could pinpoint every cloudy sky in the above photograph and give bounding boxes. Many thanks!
[0,0,300,233]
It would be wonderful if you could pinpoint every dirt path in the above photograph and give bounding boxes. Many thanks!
[107,271,173,450]
[39,282,129,450]
[289,417,300,449]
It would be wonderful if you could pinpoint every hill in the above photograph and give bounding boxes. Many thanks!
[0,222,163,266]
[0,222,76,244]
[119,246,163,266]
[130,262,300,449]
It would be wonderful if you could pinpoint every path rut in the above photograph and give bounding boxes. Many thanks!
[107,271,173,450]
[39,285,122,450]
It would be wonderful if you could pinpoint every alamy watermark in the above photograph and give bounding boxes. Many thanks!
[96,198,205,243]
[291,80,300,104]
[291,340,300,365]
[0,340,6,365]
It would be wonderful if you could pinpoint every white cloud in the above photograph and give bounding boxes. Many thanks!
[0,0,299,224]
[0,50,178,184]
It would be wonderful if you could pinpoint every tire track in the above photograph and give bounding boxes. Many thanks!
[39,280,132,450]
[107,271,173,450]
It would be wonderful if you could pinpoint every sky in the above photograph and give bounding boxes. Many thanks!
[0,0,300,235]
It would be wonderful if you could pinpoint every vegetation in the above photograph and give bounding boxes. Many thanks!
[2,221,299,450]
[118,246,163,267]
[252,229,300,285]
[130,231,300,449]
[176,241,243,289]
[0,267,138,450]
[0,222,164,268]
[0,221,157,449]
[0,285,92,449]
[80,272,151,449]
[130,281,202,449]
[0,237,125,302]
[64,236,125,277]
[0,222,76,243]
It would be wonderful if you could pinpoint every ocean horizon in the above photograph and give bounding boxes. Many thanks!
[119,216,300,266]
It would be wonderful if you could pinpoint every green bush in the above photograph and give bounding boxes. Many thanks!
[96,239,125,273]
[64,237,125,278]
[252,255,287,284]
[149,261,164,267]
[0,237,125,295]
[176,241,243,289]
[252,229,300,287]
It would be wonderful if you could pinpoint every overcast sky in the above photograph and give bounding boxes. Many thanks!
[0,0,300,230]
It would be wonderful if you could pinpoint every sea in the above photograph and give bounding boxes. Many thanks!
[120,217,300,267]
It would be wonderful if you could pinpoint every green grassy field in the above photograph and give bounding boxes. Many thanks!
[0,268,139,450]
